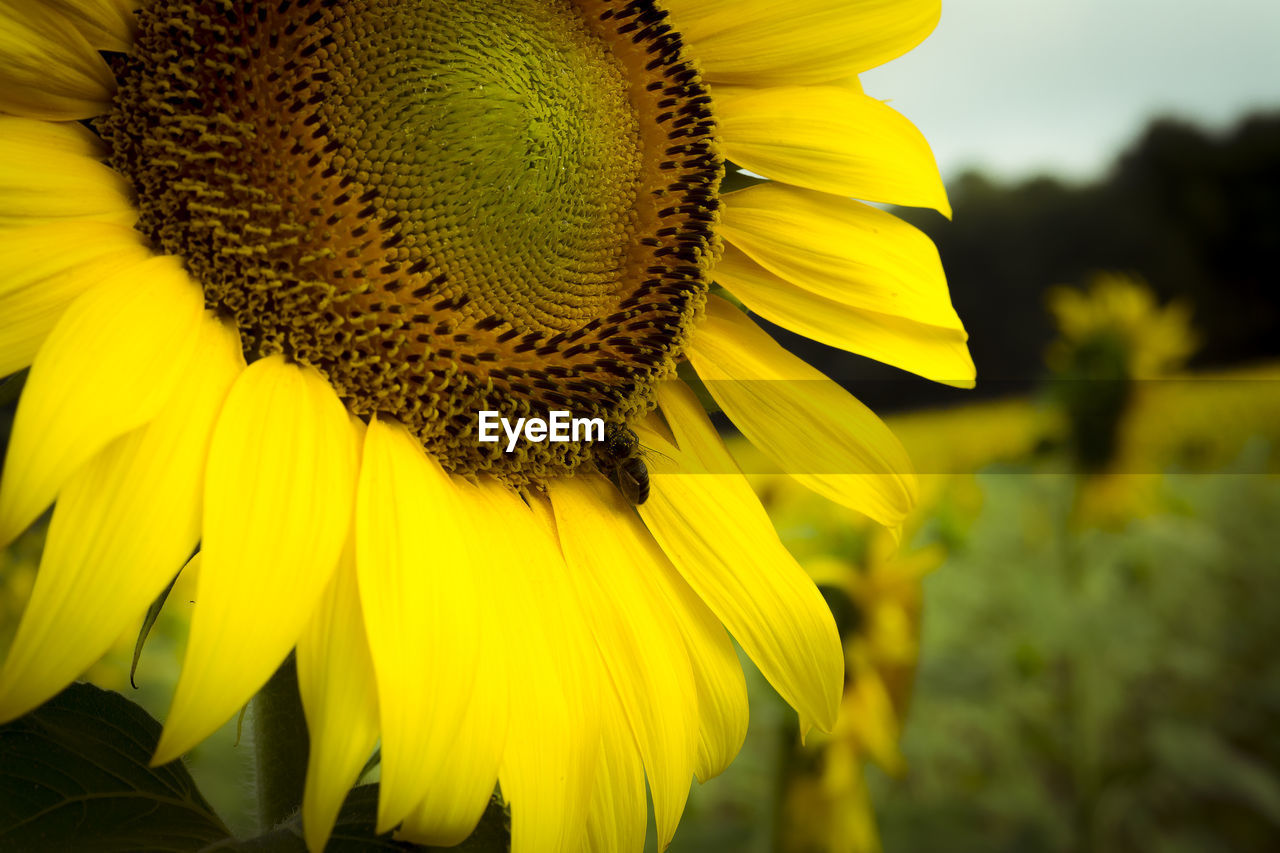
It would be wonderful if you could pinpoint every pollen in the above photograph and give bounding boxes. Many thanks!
[99,0,721,483]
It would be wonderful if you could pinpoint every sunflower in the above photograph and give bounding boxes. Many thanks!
[1046,273,1195,384]
[780,523,941,853]
[0,0,971,849]
[1045,274,1195,523]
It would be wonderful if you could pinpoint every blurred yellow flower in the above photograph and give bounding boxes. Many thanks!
[1046,273,1198,521]
[1047,273,1195,381]
[782,526,944,853]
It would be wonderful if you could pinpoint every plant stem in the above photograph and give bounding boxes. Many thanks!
[252,653,310,832]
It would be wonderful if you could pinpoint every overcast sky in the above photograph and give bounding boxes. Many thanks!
[860,0,1280,183]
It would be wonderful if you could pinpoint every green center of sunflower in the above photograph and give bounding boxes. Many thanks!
[100,0,720,484]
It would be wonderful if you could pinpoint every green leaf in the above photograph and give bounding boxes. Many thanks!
[213,787,509,853]
[0,685,510,852]
[0,682,232,851]
[0,368,27,407]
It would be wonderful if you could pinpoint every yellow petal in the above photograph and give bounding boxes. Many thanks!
[820,745,881,853]
[355,420,502,840]
[687,295,917,528]
[0,114,109,156]
[715,242,976,387]
[650,551,749,783]
[551,475,699,849]
[0,117,135,228]
[665,0,940,86]
[0,221,151,376]
[636,381,843,734]
[0,315,241,724]
[843,659,904,775]
[154,356,359,765]
[721,182,962,330]
[585,692,647,853]
[0,256,205,548]
[580,455,750,780]
[487,483,601,853]
[45,0,135,52]
[398,623,507,848]
[298,537,380,853]
[717,84,949,215]
[0,0,116,119]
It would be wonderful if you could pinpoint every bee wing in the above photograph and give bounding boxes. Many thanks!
[636,443,674,465]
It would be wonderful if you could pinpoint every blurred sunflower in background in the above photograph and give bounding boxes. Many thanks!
[1047,273,1196,384]
[0,0,970,849]
[1045,273,1195,523]
[781,525,943,853]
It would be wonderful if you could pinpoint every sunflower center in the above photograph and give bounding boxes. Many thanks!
[321,0,645,332]
[101,0,720,484]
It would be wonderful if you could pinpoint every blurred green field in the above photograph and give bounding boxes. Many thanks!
[671,358,1280,853]
[874,453,1280,853]
[874,367,1280,853]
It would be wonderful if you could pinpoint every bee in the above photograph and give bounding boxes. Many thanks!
[595,422,650,506]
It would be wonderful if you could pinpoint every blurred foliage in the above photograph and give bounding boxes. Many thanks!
[687,334,1280,852]
[875,451,1280,853]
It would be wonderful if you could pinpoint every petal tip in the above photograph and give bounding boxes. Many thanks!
[149,734,184,769]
